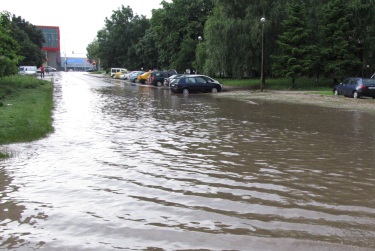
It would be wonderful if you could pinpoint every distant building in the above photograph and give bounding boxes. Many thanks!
[36,25,93,71]
[36,26,61,69]
[62,57,94,71]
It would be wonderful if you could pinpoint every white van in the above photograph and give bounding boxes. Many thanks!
[110,68,127,78]
[18,66,37,76]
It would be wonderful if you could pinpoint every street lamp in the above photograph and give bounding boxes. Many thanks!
[197,36,202,74]
[260,17,266,92]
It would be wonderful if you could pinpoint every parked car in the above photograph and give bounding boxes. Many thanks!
[37,66,56,73]
[18,66,37,76]
[138,71,152,84]
[113,69,128,79]
[129,71,145,83]
[110,68,127,78]
[147,70,178,87]
[120,71,135,80]
[170,75,223,94]
[333,77,375,99]
[44,66,56,72]
[164,74,184,87]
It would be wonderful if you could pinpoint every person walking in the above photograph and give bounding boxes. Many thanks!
[40,65,45,78]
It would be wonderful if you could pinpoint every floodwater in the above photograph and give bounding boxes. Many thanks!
[1,72,375,251]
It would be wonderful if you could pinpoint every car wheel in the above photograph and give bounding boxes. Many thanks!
[182,88,189,95]
[334,89,339,96]
[212,87,218,93]
[353,91,360,99]
[157,81,163,87]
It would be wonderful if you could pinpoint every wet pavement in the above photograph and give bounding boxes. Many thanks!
[1,72,375,250]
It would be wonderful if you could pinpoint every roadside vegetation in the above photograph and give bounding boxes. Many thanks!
[85,0,374,88]
[219,77,333,92]
[0,75,54,159]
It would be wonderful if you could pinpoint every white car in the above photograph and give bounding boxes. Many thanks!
[19,66,37,76]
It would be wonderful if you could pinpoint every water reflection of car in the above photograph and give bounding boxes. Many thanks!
[333,77,375,99]
[170,75,223,94]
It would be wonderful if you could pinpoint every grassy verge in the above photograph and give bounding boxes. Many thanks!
[0,75,54,159]
[219,77,333,93]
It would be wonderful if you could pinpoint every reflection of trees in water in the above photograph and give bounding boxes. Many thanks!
[0,168,48,248]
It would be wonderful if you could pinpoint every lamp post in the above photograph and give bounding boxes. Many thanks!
[197,36,202,74]
[260,17,266,92]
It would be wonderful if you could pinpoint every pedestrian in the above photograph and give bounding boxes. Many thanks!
[40,65,45,78]
[46,67,50,75]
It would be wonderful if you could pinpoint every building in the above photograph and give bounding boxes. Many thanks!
[36,26,61,69]
[61,57,94,71]
[37,25,94,71]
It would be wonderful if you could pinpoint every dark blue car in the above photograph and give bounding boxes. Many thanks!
[333,78,375,99]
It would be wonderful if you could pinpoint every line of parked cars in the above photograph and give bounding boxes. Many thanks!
[114,69,223,94]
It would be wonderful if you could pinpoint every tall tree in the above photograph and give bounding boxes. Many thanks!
[10,15,45,67]
[96,5,150,70]
[150,0,213,72]
[320,0,362,83]
[271,0,312,88]
[0,11,22,77]
[349,0,375,77]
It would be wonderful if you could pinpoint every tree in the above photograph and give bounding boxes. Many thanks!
[134,29,158,70]
[271,0,312,88]
[10,15,45,67]
[86,39,100,68]
[0,11,22,77]
[96,5,150,70]
[150,0,213,72]
[349,0,375,77]
[320,0,362,83]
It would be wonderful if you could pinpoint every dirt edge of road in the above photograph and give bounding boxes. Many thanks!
[220,87,375,114]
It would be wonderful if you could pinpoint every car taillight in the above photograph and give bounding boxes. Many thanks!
[360,84,366,90]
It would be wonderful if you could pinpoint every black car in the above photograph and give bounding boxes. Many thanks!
[333,77,375,99]
[147,70,177,87]
[170,75,223,94]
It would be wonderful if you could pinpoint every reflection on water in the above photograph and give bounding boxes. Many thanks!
[1,72,375,250]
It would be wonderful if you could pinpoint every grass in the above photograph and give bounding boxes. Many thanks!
[0,75,54,158]
[218,77,334,93]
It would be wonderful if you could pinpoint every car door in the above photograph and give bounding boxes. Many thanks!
[340,78,351,96]
[195,77,209,92]
[349,78,359,96]
[186,77,199,92]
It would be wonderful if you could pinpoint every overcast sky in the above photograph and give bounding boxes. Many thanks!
[1,0,169,57]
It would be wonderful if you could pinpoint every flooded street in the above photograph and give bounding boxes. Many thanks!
[1,72,375,251]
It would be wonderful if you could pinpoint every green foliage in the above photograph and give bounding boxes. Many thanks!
[96,6,150,70]
[271,0,312,88]
[0,11,22,77]
[320,0,362,80]
[91,0,375,80]
[10,15,45,67]
[149,0,213,72]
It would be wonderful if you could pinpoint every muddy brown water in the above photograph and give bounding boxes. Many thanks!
[1,72,375,251]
